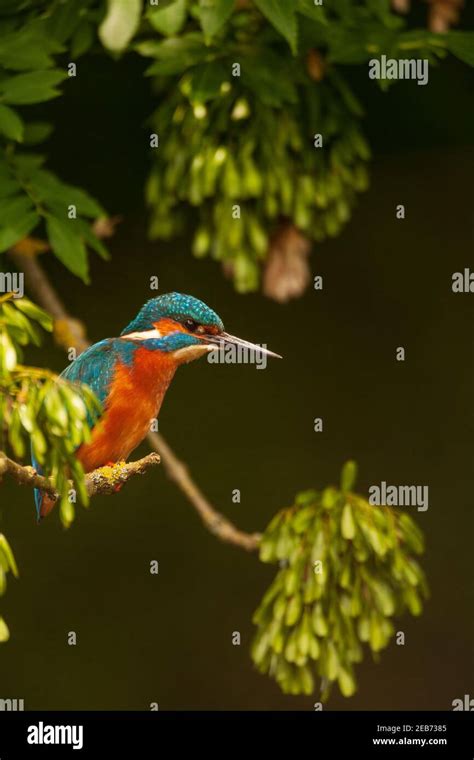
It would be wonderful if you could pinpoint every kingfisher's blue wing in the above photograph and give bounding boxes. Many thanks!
[60,339,119,408]
[33,339,124,521]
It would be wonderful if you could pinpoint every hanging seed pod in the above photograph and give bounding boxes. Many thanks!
[341,502,356,540]
[285,593,303,627]
[312,602,329,637]
[251,462,427,699]
[247,215,268,257]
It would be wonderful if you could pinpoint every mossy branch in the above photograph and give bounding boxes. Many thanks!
[0,451,161,501]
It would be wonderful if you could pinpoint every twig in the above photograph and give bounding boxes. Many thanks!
[0,451,161,500]
[8,249,261,552]
[147,432,261,551]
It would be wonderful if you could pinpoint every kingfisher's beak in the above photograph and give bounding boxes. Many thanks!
[204,331,282,359]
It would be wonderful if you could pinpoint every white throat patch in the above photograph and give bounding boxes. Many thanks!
[173,344,214,364]
[121,328,162,341]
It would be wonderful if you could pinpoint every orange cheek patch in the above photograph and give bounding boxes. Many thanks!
[153,318,187,336]
[201,324,219,335]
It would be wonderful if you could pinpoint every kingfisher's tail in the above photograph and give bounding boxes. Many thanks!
[34,489,56,522]
[34,486,42,522]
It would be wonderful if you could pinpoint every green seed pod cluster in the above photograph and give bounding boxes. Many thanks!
[146,74,370,293]
[0,295,101,526]
[252,461,428,698]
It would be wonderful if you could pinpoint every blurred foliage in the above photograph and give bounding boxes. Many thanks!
[0,1,108,281]
[252,461,428,698]
[0,293,101,528]
[0,1,472,292]
[0,533,19,644]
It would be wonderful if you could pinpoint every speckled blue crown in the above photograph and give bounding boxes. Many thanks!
[121,292,224,335]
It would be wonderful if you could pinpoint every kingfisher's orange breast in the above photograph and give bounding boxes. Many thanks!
[77,348,176,472]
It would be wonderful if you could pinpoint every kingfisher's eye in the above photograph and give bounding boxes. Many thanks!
[184,318,198,332]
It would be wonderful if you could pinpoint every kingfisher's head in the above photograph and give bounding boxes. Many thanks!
[120,292,280,364]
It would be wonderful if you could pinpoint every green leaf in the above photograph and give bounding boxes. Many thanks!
[60,496,75,529]
[253,0,297,54]
[13,153,46,173]
[341,503,356,540]
[0,166,19,199]
[0,211,38,253]
[312,602,328,637]
[338,666,356,697]
[297,0,328,24]
[0,330,16,371]
[148,0,188,37]
[326,641,340,680]
[31,428,47,462]
[0,193,38,251]
[189,62,227,102]
[0,24,61,71]
[199,0,235,39]
[99,0,143,53]
[0,194,33,220]
[14,298,52,331]
[45,0,84,44]
[0,535,19,578]
[45,214,89,282]
[22,122,54,146]
[444,31,474,66]
[340,460,357,492]
[285,593,302,626]
[71,22,95,58]
[74,218,111,260]
[138,33,208,76]
[321,487,338,509]
[0,105,24,142]
[372,580,395,617]
[0,70,67,105]
[0,617,10,642]
[28,169,105,217]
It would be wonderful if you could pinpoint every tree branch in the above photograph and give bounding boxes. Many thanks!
[147,431,261,551]
[8,249,261,552]
[0,451,161,500]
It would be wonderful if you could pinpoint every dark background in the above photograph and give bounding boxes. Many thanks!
[1,36,473,710]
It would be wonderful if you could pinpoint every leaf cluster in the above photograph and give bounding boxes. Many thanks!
[252,461,428,698]
[0,294,101,527]
[0,1,107,280]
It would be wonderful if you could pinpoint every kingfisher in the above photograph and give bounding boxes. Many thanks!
[34,292,280,520]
